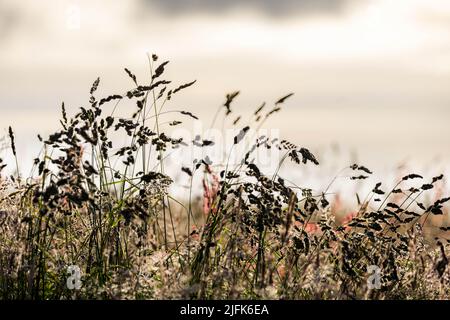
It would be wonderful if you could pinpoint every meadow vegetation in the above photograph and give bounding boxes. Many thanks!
[0,56,448,299]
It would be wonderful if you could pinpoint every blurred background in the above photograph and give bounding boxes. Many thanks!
[1,0,449,194]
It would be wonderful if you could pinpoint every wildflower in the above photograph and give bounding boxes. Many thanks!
[304,222,320,234]
[294,220,321,234]
[342,211,358,231]
[202,165,220,215]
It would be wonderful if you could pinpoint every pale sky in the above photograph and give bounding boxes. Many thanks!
[1,0,450,184]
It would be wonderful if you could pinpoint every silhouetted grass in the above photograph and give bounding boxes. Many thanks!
[0,56,448,300]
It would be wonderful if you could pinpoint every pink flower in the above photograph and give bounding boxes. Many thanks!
[294,221,320,234]
[342,211,358,231]
[202,165,220,215]
[304,222,320,234]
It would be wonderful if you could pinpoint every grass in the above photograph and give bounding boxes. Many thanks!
[0,56,448,300]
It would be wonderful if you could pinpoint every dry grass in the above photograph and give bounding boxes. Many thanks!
[0,56,449,300]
